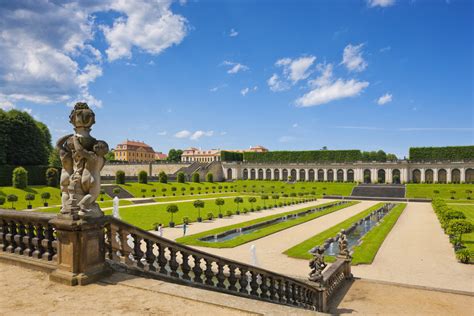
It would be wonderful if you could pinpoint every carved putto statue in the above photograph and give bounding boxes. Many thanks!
[338,229,351,259]
[57,102,109,220]
[308,246,327,283]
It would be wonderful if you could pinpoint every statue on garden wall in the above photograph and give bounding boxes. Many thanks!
[338,229,351,259]
[57,102,109,220]
[308,246,327,283]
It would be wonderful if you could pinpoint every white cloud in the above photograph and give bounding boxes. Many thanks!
[380,46,391,53]
[0,1,187,108]
[276,56,316,83]
[377,93,393,105]
[292,123,299,128]
[103,1,188,61]
[190,130,214,140]
[229,28,239,37]
[148,60,156,66]
[295,79,369,107]
[222,61,249,74]
[341,44,368,72]
[220,131,227,136]
[157,131,167,136]
[367,0,396,8]
[175,130,191,138]
[22,108,33,114]
[240,86,258,96]
[209,84,227,92]
[267,74,290,92]
[309,63,333,88]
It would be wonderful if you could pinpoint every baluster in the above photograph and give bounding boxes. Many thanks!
[6,220,17,253]
[180,251,191,281]
[268,276,276,301]
[227,265,238,291]
[132,234,144,268]
[238,268,248,294]
[260,274,269,299]
[285,280,291,304]
[22,222,35,257]
[0,219,7,251]
[169,247,179,278]
[157,244,168,274]
[204,259,215,286]
[278,279,285,303]
[192,256,203,283]
[14,221,26,255]
[216,263,226,288]
[120,230,133,265]
[249,271,259,297]
[104,223,112,259]
[32,223,44,259]
[145,239,156,272]
[41,224,55,261]
[291,283,297,305]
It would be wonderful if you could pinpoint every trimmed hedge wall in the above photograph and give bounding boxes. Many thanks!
[221,151,243,162]
[409,146,474,162]
[243,150,362,163]
[0,165,52,186]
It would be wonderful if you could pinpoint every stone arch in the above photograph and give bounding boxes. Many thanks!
[466,169,474,184]
[347,169,354,182]
[392,169,401,184]
[258,168,264,180]
[290,169,297,181]
[337,169,344,182]
[377,169,386,183]
[250,169,256,180]
[452,168,461,183]
[412,169,421,183]
[308,169,315,181]
[265,169,272,180]
[425,169,434,183]
[317,169,324,181]
[227,168,232,180]
[438,169,447,183]
[299,169,306,181]
[274,169,280,180]
[363,169,371,183]
[327,169,334,182]
[243,168,248,180]
[282,169,288,181]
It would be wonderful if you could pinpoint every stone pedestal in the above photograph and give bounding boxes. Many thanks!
[49,217,110,286]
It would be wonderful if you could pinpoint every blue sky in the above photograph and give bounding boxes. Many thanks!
[0,0,472,158]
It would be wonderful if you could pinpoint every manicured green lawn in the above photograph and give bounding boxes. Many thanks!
[448,204,474,255]
[35,199,133,214]
[351,203,406,265]
[284,202,387,261]
[406,184,474,202]
[152,192,250,203]
[119,182,237,198]
[233,180,356,197]
[108,195,303,230]
[176,201,358,248]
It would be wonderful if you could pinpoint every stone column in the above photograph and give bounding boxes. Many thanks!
[371,168,377,183]
[421,168,426,183]
[296,169,300,181]
[343,169,347,182]
[460,168,466,183]
[433,168,438,183]
[386,169,392,184]
[447,168,452,183]
[323,169,327,181]
[49,217,109,286]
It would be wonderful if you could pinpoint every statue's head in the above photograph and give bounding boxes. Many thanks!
[93,140,109,157]
[318,246,325,254]
[69,102,95,130]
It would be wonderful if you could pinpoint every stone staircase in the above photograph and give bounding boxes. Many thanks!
[101,185,134,199]
[351,184,406,198]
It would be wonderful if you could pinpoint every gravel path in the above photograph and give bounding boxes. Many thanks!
[352,202,474,292]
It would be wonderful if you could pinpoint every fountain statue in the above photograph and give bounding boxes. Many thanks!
[57,102,109,220]
[250,244,259,267]
[308,246,327,283]
[338,229,351,259]
[112,196,120,219]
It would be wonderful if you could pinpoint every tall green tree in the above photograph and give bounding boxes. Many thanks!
[167,149,183,162]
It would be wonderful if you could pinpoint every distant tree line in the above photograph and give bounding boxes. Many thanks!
[221,151,243,162]
[409,146,474,162]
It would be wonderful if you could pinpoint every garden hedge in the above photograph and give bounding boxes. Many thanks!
[243,150,362,163]
[409,146,474,162]
[221,151,243,162]
[0,165,51,186]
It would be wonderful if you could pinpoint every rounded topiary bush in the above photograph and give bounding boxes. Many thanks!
[116,170,125,184]
[46,168,59,187]
[207,212,214,220]
[455,249,471,264]
[226,210,233,217]
[138,170,148,184]
[12,167,28,189]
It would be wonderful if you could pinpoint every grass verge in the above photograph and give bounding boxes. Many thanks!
[176,201,358,248]
[351,203,406,265]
